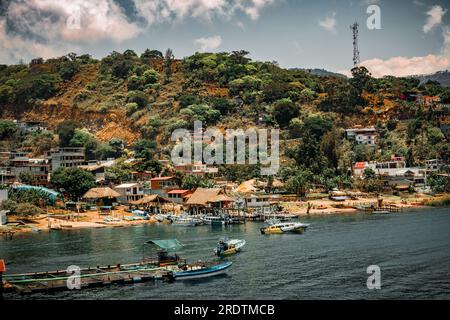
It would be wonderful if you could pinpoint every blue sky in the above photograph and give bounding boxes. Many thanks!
[1,0,450,77]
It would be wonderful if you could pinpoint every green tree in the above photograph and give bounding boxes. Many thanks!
[286,169,312,198]
[18,171,36,185]
[56,120,82,147]
[50,167,96,200]
[272,98,299,128]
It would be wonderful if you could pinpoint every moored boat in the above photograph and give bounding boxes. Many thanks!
[168,261,233,280]
[172,215,204,226]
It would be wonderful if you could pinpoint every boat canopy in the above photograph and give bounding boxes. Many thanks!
[145,239,183,251]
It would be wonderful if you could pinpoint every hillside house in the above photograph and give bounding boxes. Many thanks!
[114,183,144,203]
[147,176,180,196]
[174,163,219,176]
[345,127,377,145]
[166,189,192,204]
[47,147,86,172]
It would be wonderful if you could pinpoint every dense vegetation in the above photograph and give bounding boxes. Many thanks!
[0,49,449,196]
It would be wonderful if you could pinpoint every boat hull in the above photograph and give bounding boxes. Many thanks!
[172,262,232,280]
[260,224,309,234]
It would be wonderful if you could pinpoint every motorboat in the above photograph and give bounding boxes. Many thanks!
[260,221,309,234]
[168,261,232,280]
[172,215,204,226]
[214,238,246,257]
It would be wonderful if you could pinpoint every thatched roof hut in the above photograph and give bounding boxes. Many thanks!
[130,194,171,206]
[83,187,121,199]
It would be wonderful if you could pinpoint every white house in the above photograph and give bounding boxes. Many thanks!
[345,127,377,145]
[114,183,144,203]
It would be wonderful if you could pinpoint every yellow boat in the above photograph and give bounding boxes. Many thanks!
[214,239,246,257]
[260,222,309,234]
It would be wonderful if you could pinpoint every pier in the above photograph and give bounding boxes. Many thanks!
[2,262,171,295]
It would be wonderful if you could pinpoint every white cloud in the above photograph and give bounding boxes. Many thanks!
[319,12,337,34]
[413,0,425,6]
[132,0,277,24]
[0,0,277,64]
[360,54,450,77]
[0,0,142,63]
[195,35,222,52]
[423,5,447,33]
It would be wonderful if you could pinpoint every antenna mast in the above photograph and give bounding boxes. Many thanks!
[350,22,360,67]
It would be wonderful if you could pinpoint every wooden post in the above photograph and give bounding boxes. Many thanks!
[0,259,6,300]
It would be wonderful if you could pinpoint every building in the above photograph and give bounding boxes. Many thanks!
[114,183,144,203]
[47,147,86,172]
[0,189,8,202]
[174,163,219,176]
[185,188,233,214]
[16,120,48,133]
[353,156,406,177]
[0,167,16,185]
[147,176,180,196]
[78,159,118,183]
[425,159,445,171]
[166,189,192,204]
[345,127,377,145]
[0,210,8,225]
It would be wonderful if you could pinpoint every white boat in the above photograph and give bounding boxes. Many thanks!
[261,221,310,234]
[172,215,204,226]
[214,239,246,256]
[202,216,225,225]
[169,261,233,280]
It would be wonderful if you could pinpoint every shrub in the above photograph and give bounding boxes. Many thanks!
[14,203,44,217]
[0,199,18,212]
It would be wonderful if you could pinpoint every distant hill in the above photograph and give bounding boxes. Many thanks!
[290,68,347,78]
[412,70,450,87]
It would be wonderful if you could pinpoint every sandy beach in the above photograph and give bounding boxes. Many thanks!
[1,193,448,235]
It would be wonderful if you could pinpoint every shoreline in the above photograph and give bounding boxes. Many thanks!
[1,194,448,236]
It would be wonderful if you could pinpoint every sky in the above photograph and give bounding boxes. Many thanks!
[1,0,450,77]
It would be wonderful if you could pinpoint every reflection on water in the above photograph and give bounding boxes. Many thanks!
[1,207,450,299]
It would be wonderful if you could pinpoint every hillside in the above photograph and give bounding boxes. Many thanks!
[412,70,450,87]
[0,50,449,186]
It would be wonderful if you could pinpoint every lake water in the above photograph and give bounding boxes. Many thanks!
[1,207,450,299]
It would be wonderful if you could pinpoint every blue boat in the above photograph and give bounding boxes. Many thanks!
[171,261,233,280]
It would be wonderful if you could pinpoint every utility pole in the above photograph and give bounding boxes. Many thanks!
[350,22,360,67]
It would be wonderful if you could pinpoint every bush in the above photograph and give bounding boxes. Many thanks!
[0,199,18,212]
[127,91,148,108]
[14,203,44,217]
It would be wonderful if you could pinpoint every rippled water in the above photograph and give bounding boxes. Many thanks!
[1,207,449,299]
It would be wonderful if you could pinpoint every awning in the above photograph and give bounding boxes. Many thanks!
[145,239,183,251]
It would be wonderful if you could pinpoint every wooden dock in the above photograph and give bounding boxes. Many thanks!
[2,262,171,295]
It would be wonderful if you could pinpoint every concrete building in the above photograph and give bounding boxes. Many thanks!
[114,183,144,203]
[345,127,377,145]
[147,176,180,196]
[47,147,85,172]
[166,189,192,204]
[174,163,219,176]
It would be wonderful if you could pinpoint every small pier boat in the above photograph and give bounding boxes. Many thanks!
[214,238,246,257]
[168,261,233,280]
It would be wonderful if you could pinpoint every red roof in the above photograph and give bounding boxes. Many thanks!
[150,176,175,181]
[354,162,366,169]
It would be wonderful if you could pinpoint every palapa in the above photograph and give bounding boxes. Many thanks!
[130,194,171,205]
[83,187,121,199]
